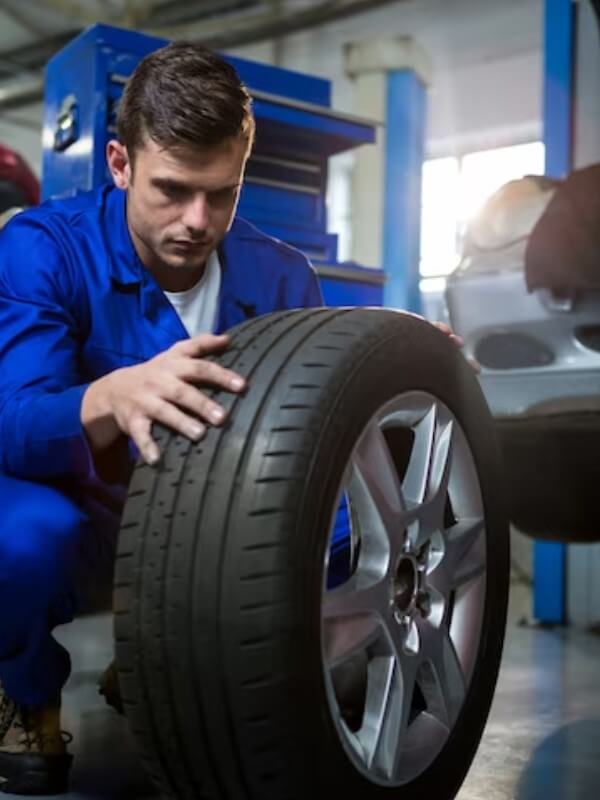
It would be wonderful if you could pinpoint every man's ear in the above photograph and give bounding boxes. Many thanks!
[106,140,132,189]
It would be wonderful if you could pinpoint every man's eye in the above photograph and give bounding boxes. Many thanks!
[209,187,237,203]
[159,185,187,200]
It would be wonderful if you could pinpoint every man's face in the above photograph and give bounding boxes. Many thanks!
[107,134,248,285]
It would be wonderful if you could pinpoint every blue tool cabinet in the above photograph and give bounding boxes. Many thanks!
[42,23,385,307]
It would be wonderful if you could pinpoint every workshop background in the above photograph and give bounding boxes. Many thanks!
[0,1,598,799]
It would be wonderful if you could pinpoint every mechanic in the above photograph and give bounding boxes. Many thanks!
[0,38,465,797]
[0,41,323,796]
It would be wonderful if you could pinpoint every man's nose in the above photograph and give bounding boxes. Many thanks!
[182,193,209,233]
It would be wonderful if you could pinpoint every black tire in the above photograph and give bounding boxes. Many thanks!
[496,413,600,542]
[114,308,509,800]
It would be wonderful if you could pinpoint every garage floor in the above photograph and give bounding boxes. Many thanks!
[2,585,600,800]
[460,585,600,800]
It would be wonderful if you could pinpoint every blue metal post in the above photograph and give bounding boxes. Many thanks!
[543,0,575,178]
[534,542,567,624]
[533,0,576,625]
[382,70,427,314]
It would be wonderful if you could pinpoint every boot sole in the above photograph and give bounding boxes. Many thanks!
[0,752,73,795]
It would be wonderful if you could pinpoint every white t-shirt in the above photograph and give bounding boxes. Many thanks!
[163,250,222,337]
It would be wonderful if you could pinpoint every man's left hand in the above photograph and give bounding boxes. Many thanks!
[431,321,481,373]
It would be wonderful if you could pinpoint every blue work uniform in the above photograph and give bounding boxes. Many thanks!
[0,183,322,706]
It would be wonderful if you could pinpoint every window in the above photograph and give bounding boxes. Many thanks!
[419,141,545,290]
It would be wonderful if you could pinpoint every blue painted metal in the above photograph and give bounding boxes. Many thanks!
[240,182,325,232]
[42,26,165,200]
[258,224,339,264]
[382,69,426,314]
[250,97,375,153]
[43,23,383,308]
[543,0,575,179]
[328,493,352,589]
[533,0,576,625]
[318,270,384,307]
[533,539,567,624]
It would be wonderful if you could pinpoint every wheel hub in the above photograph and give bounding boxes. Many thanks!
[392,555,419,614]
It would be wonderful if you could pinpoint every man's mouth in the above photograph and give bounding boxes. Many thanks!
[170,239,210,250]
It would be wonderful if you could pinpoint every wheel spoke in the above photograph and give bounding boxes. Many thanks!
[418,620,467,731]
[359,650,418,780]
[446,517,486,590]
[350,422,405,558]
[323,574,389,621]
[405,417,455,553]
[402,404,437,505]
[323,571,392,660]
[323,613,381,669]
[426,418,454,509]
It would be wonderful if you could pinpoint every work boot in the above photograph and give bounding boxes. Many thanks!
[97,660,124,715]
[0,682,73,795]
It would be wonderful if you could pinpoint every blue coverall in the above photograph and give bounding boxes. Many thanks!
[0,183,322,707]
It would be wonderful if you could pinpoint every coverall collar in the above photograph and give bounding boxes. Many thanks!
[105,186,144,287]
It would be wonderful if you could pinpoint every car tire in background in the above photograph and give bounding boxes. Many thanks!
[113,308,509,800]
[496,408,600,542]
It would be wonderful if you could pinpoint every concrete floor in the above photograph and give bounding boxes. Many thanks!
[2,584,600,800]
[460,585,600,800]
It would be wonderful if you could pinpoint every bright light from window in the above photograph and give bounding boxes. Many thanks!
[420,157,460,278]
[419,141,545,281]
[459,141,545,223]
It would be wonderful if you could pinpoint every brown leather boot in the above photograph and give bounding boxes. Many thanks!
[97,660,124,715]
[0,683,72,795]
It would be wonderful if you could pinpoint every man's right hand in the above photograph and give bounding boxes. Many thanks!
[81,333,245,465]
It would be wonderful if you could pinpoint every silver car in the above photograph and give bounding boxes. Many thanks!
[444,168,600,542]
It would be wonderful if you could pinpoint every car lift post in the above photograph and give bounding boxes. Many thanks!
[382,62,428,314]
[533,0,575,625]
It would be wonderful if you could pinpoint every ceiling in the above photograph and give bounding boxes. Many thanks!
[0,0,404,110]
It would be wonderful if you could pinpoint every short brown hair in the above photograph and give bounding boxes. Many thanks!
[117,41,255,159]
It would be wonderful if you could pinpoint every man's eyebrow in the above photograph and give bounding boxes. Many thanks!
[150,177,242,193]
[150,177,190,191]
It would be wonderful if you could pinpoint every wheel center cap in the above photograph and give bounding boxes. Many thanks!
[393,556,418,614]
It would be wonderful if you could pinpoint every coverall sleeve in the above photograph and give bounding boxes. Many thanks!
[0,214,95,479]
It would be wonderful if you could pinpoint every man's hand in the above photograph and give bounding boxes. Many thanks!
[81,333,245,465]
[431,321,464,348]
[431,321,481,373]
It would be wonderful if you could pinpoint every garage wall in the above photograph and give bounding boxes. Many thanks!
[230,0,543,155]
[574,0,600,167]
[568,547,600,628]
[0,102,44,176]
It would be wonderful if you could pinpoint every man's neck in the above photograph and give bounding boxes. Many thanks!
[130,226,208,292]
[147,260,207,293]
